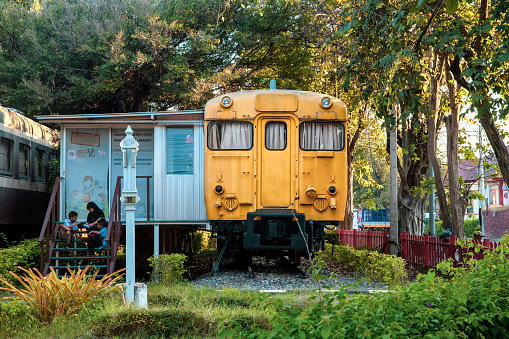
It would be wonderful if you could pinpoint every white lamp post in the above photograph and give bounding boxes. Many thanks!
[120,126,139,303]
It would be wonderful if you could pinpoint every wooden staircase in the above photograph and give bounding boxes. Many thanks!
[39,177,123,277]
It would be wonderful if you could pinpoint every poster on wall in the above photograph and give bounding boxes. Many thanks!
[65,129,110,220]
[112,128,154,220]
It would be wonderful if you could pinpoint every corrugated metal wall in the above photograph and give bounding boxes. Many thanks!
[155,124,207,222]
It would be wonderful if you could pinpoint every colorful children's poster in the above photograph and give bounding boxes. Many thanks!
[65,128,110,220]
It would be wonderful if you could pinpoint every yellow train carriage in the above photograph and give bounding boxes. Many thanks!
[204,89,347,263]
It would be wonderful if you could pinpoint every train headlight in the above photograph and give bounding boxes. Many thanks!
[220,96,233,108]
[215,185,224,194]
[328,186,337,195]
[320,97,332,109]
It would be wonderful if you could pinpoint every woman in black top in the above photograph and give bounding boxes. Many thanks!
[77,201,105,242]
[86,201,105,228]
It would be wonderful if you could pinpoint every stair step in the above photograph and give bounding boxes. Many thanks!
[54,248,88,251]
[56,239,84,242]
[51,265,108,269]
[51,256,107,260]
[57,274,106,278]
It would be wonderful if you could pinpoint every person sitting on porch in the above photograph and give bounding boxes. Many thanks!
[85,201,105,229]
[86,218,108,256]
[59,211,81,249]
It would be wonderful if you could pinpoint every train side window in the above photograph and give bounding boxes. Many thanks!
[35,148,45,181]
[208,122,253,150]
[265,121,287,150]
[0,137,14,175]
[166,127,194,175]
[19,143,30,179]
[299,122,345,151]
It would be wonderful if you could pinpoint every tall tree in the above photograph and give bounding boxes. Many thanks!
[414,0,509,236]
[0,0,313,115]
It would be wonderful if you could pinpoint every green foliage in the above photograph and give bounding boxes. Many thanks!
[0,298,40,336]
[187,231,203,256]
[425,218,480,238]
[0,0,314,115]
[0,266,125,324]
[148,253,187,285]
[0,238,40,286]
[319,243,407,286]
[95,308,199,337]
[225,235,509,338]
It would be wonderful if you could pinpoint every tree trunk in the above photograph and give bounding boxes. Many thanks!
[340,162,354,230]
[427,51,451,232]
[398,191,427,235]
[339,114,365,230]
[478,114,509,190]
[445,69,468,238]
[393,107,430,235]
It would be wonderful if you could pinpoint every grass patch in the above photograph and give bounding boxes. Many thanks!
[1,282,296,338]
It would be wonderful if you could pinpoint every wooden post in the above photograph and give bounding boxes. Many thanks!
[367,230,372,248]
[424,234,430,267]
[353,229,358,248]
[449,235,457,264]
[400,232,407,260]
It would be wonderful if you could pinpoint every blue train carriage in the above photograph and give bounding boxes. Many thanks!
[357,208,390,231]
[0,106,58,237]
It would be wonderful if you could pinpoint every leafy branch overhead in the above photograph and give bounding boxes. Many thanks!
[0,0,313,115]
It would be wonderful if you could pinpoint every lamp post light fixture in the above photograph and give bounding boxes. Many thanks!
[120,125,140,303]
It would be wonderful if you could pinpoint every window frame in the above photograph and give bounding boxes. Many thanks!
[207,121,254,151]
[265,121,287,151]
[299,121,345,151]
[166,126,195,175]
[18,142,31,180]
[0,137,14,176]
[34,148,45,182]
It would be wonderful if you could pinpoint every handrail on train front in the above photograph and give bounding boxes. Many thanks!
[39,177,60,274]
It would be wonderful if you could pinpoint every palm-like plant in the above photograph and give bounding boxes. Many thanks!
[0,266,125,323]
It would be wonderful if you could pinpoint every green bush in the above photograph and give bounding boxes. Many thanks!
[147,253,187,285]
[0,238,39,287]
[425,218,481,238]
[463,218,481,238]
[318,243,407,286]
[224,235,509,338]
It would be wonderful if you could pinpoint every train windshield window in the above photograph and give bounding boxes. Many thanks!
[167,127,194,175]
[35,149,44,181]
[19,143,30,179]
[208,122,253,150]
[0,137,14,174]
[265,122,286,150]
[299,122,344,151]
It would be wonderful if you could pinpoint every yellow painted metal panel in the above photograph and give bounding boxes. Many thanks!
[204,89,348,223]
[255,93,298,112]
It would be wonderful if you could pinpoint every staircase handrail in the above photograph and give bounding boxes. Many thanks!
[39,177,60,274]
[106,177,122,274]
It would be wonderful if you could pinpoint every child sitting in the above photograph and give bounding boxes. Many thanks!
[60,211,82,249]
[86,218,108,256]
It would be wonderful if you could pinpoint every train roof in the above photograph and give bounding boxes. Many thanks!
[0,106,58,145]
[204,90,347,121]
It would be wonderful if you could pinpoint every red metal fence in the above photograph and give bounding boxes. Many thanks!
[336,229,501,268]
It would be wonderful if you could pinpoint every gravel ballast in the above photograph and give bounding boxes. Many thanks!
[191,257,389,292]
